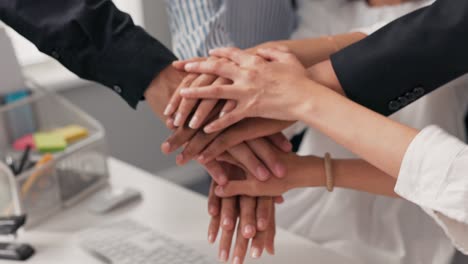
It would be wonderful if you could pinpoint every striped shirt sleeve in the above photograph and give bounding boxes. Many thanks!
[165,0,234,59]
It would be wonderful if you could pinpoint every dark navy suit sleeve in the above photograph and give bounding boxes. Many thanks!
[331,0,468,116]
[0,0,177,108]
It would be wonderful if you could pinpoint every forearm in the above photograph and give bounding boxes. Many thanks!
[291,155,398,198]
[297,80,419,178]
[257,32,366,68]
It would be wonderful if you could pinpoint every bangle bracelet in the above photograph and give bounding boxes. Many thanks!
[324,153,334,192]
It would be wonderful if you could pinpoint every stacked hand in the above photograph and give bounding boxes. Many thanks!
[153,44,329,264]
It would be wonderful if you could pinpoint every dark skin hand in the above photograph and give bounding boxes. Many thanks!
[208,164,278,264]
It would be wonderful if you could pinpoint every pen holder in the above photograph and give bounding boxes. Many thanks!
[0,83,109,228]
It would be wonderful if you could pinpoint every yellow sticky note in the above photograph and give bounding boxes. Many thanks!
[34,133,67,153]
[54,125,88,143]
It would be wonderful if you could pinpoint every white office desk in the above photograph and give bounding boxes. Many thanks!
[3,158,353,264]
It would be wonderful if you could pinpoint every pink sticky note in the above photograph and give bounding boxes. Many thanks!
[13,134,36,151]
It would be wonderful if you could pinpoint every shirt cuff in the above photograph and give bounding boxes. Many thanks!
[422,209,468,254]
[94,26,177,108]
[282,122,307,140]
[395,125,467,222]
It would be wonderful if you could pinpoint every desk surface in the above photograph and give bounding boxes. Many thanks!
[3,158,352,264]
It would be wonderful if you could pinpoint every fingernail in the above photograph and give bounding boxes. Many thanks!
[283,140,293,151]
[174,113,183,127]
[256,166,270,181]
[216,186,225,196]
[179,88,189,95]
[244,225,255,237]
[274,164,287,178]
[222,217,232,228]
[176,154,184,164]
[258,218,267,230]
[208,205,217,216]
[204,125,215,133]
[198,155,206,163]
[185,62,198,71]
[162,142,171,153]
[219,111,226,118]
[218,174,228,185]
[208,233,215,244]
[219,250,228,262]
[165,118,174,128]
[251,247,261,259]
[233,256,241,264]
[189,116,199,129]
[164,103,173,116]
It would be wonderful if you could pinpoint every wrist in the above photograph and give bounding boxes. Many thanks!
[284,154,325,190]
[308,60,344,96]
[290,78,325,123]
[144,65,186,119]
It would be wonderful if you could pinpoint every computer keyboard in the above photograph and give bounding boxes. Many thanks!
[76,219,216,264]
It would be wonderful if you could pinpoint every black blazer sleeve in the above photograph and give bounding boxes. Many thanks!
[0,0,177,108]
[331,0,468,116]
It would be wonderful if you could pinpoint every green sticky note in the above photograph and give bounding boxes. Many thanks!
[33,132,67,153]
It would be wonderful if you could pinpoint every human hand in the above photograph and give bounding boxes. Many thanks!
[168,42,294,130]
[207,178,279,263]
[163,118,293,182]
[215,150,325,197]
[165,58,237,129]
[144,65,187,120]
[179,47,312,133]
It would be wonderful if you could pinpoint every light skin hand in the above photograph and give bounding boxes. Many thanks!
[161,74,292,182]
[165,58,235,129]
[180,47,312,133]
[169,42,293,128]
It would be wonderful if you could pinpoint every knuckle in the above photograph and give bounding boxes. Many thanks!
[251,56,263,65]
[224,113,238,124]
[215,136,229,149]
[213,86,223,95]
[209,61,220,71]
[245,70,258,81]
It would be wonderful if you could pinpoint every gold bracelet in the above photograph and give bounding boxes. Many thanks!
[324,153,334,192]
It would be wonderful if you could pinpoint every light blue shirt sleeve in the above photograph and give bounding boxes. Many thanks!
[165,0,234,59]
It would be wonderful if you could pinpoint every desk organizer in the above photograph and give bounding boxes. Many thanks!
[0,83,109,228]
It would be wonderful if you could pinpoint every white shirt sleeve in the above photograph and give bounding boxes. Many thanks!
[165,0,234,59]
[282,122,307,140]
[395,125,468,253]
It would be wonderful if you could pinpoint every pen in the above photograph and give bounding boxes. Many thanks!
[16,145,31,175]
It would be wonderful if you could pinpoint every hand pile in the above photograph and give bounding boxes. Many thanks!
[158,46,321,263]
